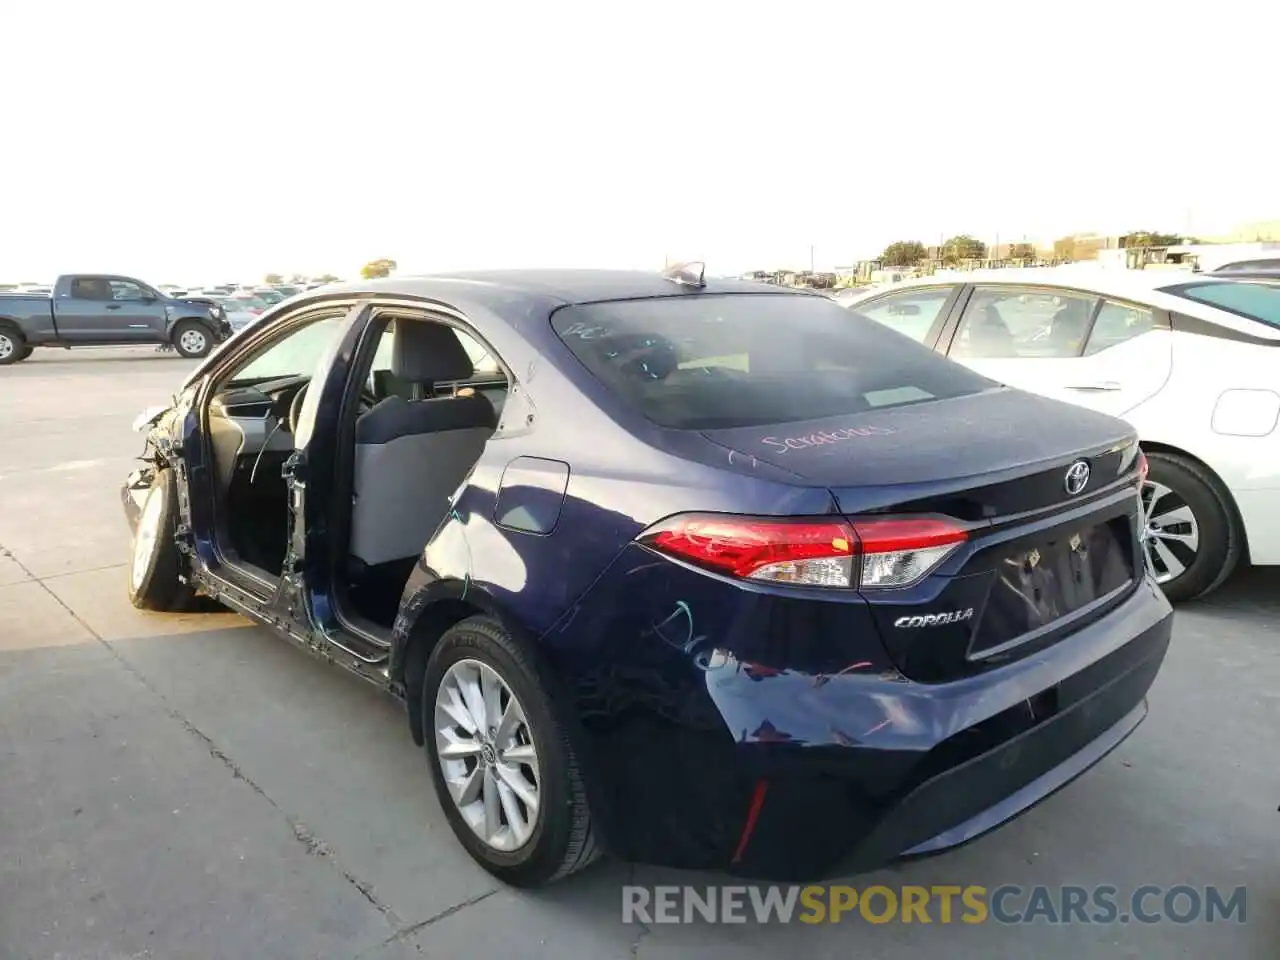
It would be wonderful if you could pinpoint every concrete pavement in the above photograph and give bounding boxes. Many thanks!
[1,347,1276,958]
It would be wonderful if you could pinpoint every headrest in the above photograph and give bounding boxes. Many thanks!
[392,322,475,383]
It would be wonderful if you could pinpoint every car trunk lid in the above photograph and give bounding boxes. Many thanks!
[702,388,1144,681]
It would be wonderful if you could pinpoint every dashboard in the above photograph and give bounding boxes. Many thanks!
[207,375,308,490]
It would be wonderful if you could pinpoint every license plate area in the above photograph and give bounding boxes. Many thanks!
[968,516,1135,659]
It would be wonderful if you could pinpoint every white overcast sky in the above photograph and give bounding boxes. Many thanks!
[3,1,1277,283]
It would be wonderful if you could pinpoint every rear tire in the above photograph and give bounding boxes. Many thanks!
[1142,452,1241,603]
[0,327,28,365]
[422,615,601,887]
[172,321,214,359]
[127,469,193,611]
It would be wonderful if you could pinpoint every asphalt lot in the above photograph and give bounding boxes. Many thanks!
[1,347,1276,959]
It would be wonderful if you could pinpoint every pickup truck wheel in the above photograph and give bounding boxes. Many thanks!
[172,321,214,359]
[0,328,28,365]
[128,469,192,611]
[423,615,601,887]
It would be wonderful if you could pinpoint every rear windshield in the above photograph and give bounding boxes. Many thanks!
[1167,281,1280,329]
[551,293,994,430]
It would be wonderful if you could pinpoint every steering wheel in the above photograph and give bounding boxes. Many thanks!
[287,382,379,434]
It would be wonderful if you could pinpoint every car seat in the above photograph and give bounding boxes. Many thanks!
[965,302,1016,356]
[350,322,497,568]
[1048,300,1093,353]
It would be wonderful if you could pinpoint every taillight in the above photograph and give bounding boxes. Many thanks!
[640,515,856,587]
[638,513,967,590]
[852,517,967,589]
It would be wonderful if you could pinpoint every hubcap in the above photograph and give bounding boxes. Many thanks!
[0,333,13,360]
[130,486,165,590]
[1140,480,1200,584]
[434,658,540,852]
[179,329,207,354]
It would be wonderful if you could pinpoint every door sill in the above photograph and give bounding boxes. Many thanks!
[333,605,394,650]
[210,552,280,598]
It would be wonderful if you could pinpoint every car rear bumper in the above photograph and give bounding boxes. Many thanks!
[566,573,1173,879]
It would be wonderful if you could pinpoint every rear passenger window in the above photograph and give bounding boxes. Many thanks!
[366,320,502,403]
[950,287,1097,359]
[551,294,994,430]
[456,329,501,376]
[1084,301,1157,355]
[855,287,953,342]
[70,278,112,300]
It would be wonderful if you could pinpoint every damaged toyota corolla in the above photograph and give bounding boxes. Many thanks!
[122,266,1173,887]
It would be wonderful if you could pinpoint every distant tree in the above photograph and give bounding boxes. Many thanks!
[1123,230,1181,248]
[880,240,928,267]
[316,273,340,283]
[1053,235,1078,261]
[289,273,308,284]
[360,258,398,280]
[263,273,283,285]
[941,234,986,264]
[1008,242,1036,261]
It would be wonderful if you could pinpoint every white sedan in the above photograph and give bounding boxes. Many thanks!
[841,268,1280,601]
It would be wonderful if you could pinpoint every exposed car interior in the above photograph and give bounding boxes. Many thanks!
[205,312,507,628]
[952,291,1098,359]
[346,319,502,625]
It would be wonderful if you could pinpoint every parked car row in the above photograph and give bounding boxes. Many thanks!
[123,265,1172,888]
[840,268,1280,601]
[168,281,333,305]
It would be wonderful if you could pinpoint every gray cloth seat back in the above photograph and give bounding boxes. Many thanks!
[351,322,497,567]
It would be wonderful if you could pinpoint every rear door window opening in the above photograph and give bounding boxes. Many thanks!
[331,309,510,636]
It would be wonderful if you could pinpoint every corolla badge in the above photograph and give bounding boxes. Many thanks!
[894,609,974,628]
[1064,459,1091,496]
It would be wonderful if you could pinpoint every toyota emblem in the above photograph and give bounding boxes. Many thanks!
[1064,459,1091,496]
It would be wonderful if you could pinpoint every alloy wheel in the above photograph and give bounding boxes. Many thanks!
[131,487,165,590]
[434,658,541,852]
[1140,480,1201,584]
[0,333,13,361]
[179,329,208,355]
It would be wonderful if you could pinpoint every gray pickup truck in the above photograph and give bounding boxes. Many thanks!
[0,274,233,365]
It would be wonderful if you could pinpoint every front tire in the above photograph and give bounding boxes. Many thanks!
[422,615,601,887]
[128,469,192,611]
[0,327,28,365]
[1142,452,1242,602]
[172,321,214,359]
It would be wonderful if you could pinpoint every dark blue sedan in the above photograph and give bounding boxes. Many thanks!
[122,266,1173,886]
